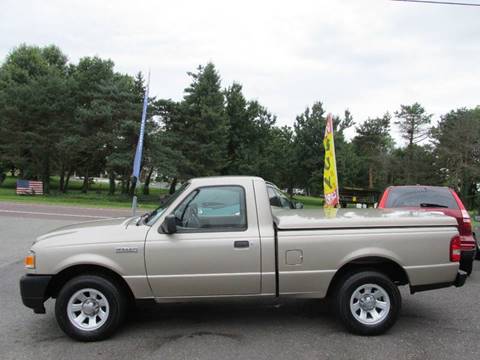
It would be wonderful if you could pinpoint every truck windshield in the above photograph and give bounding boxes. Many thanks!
[385,187,458,209]
[145,182,190,225]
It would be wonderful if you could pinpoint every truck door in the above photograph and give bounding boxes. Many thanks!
[145,183,261,298]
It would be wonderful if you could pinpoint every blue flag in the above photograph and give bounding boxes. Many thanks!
[132,71,150,181]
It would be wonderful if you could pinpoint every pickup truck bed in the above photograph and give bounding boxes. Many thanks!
[274,208,461,297]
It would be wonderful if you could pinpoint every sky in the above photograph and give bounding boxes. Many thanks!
[1,0,479,143]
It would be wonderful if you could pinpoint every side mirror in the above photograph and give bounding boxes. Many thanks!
[160,214,177,234]
[294,201,304,209]
[270,197,282,207]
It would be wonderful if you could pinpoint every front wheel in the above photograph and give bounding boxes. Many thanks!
[334,271,401,335]
[55,275,127,341]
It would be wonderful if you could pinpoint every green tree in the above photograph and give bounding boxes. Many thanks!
[395,103,432,146]
[69,56,117,193]
[293,102,326,194]
[293,103,353,195]
[223,83,277,177]
[336,141,362,189]
[171,63,229,178]
[224,82,250,174]
[0,44,72,193]
[352,114,393,189]
[432,107,480,209]
[388,145,438,186]
[394,103,433,183]
[333,110,356,189]
[261,126,296,192]
[104,72,148,196]
[143,128,184,195]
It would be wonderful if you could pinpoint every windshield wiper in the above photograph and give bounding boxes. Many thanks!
[419,203,448,208]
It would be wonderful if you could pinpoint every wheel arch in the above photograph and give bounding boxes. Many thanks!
[47,264,135,304]
[326,256,410,297]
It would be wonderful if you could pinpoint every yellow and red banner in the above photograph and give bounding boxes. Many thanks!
[323,113,339,208]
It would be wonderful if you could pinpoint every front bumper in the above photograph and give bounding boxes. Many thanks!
[19,275,52,314]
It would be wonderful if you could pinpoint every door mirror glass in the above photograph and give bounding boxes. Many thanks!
[160,214,177,234]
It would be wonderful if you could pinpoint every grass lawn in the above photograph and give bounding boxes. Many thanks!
[0,176,166,210]
[293,195,323,209]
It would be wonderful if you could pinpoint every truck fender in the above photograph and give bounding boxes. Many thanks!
[53,253,126,276]
[337,247,405,271]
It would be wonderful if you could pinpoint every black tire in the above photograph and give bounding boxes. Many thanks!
[55,275,127,341]
[465,260,473,275]
[334,271,401,336]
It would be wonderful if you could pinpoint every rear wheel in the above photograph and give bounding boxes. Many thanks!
[334,271,401,335]
[55,275,127,341]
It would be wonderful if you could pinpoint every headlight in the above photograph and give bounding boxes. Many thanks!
[24,250,36,269]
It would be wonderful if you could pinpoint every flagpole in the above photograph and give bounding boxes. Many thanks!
[131,70,151,216]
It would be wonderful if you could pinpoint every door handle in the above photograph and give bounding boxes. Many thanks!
[234,240,250,248]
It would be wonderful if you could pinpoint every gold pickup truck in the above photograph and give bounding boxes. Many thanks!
[20,176,467,341]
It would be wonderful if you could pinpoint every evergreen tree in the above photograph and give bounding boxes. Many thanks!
[432,107,480,209]
[352,114,393,189]
[394,103,433,183]
[293,102,326,194]
[261,126,296,192]
[395,103,432,146]
[0,44,71,193]
[178,63,229,177]
[224,82,249,174]
[293,103,353,195]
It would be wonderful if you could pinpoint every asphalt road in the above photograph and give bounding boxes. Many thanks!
[1,202,479,360]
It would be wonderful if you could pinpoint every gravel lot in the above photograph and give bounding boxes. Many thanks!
[1,203,479,360]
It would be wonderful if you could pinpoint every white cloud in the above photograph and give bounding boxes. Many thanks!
[1,0,479,144]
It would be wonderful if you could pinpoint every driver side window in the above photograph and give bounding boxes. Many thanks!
[173,186,247,232]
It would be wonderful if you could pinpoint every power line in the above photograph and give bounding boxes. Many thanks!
[391,0,480,6]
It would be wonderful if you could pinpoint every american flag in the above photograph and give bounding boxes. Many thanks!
[16,179,44,195]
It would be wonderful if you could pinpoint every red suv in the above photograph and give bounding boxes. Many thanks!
[378,186,476,275]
